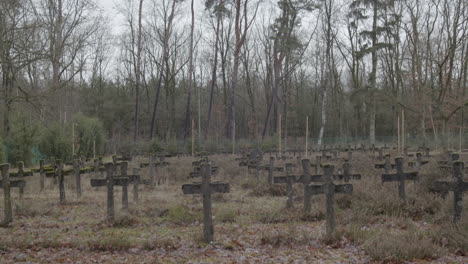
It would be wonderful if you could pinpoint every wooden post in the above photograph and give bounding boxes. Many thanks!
[57,160,65,204]
[73,159,81,199]
[306,116,309,158]
[105,163,115,223]
[302,159,312,213]
[0,163,12,226]
[201,161,214,243]
[93,139,96,159]
[39,159,45,192]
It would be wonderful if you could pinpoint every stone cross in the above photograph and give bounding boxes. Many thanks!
[90,163,129,222]
[431,161,468,223]
[56,160,65,204]
[438,153,461,171]
[182,161,230,243]
[375,154,395,173]
[39,159,45,192]
[381,157,418,202]
[378,148,383,161]
[306,164,353,238]
[9,161,32,199]
[1,164,14,226]
[73,159,82,198]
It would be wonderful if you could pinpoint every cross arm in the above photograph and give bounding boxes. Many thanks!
[182,182,230,194]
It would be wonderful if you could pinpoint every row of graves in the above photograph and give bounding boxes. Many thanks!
[0,154,171,227]
[182,145,467,243]
[0,146,466,246]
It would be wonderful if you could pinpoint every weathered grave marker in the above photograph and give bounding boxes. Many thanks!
[57,160,65,203]
[306,164,353,238]
[90,163,128,222]
[381,157,418,202]
[375,154,395,173]
[39,160,45,191]
[431,161,468,223]
[182,161,230,243]
[0,163,13,226]
[91,162,132,217]
[73,159,82,199]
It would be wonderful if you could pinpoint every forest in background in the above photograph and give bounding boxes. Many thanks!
[1,0,468,164]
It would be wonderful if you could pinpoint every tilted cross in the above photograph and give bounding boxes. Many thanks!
[430,161,468,223]
[182,161,230,243]
[381,157,418,202]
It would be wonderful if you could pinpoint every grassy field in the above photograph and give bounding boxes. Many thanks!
[0,152,467,263]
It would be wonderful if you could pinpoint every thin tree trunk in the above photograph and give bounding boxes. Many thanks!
[134,0,144,142]
[183,0,195,139]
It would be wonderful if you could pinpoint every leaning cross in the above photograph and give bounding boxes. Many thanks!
[431,161,468,223]
[381,157,418,202]
[182,161,230,243]
[306,164,353,238]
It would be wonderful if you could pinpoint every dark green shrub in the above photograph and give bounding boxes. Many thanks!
[148,138,164,153]
[5,113,38,166]
[38,123,72,161]
[73,113,106,158]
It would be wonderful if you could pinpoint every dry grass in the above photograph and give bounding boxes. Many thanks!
[0,151,466,262]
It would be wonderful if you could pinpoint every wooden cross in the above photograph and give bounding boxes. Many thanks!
[431,161,468,223]
[90,163,129,222]
[0,163,25,227]
[182,161,230,243]
[306,164,353,238]
[381,157,418,202]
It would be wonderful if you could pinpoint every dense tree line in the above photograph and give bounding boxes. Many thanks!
[1,0,468,163]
